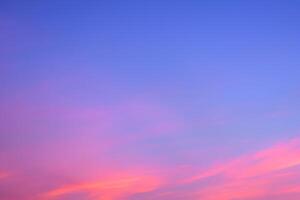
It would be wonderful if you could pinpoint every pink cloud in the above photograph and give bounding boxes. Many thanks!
[0,171,10,180]
[0,78,185,199]
[186,137,300,200]
[43,171,163,200]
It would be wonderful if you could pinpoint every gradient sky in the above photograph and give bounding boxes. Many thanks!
[1,1,300,200]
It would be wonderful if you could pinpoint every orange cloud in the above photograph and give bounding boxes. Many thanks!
[187,138,300,200]
[43,172,162,200]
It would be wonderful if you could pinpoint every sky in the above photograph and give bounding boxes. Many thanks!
[1,0,300,199]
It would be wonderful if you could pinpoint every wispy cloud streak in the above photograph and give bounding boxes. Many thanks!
[44,172,162,200]
[186,138,300,200]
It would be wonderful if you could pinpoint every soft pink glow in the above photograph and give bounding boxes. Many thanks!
[187,138,300,199]
[0,171,10,179]
[43,172,162,200]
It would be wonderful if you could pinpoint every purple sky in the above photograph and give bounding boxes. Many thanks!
[1,1,300,199]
